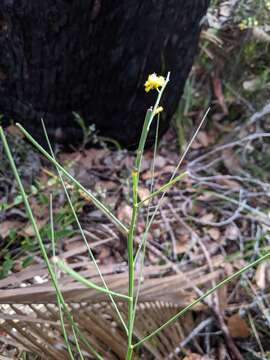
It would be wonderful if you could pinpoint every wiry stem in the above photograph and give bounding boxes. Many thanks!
[125,74,170,359]
[17,123,128,235]
[0,127,103,360]
[133,250,270,348]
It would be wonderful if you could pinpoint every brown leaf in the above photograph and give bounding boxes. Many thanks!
[59,150,81,164]
[98,247,111,265]
[197,193,216,202]
[141,165,175,180]
[201,213,215,223]
[6,125,24,138]
[217,284,228,311]
[138,187,151,204]
[20,220,47,237]
[78,149,108,168]
[255,261,270,290]
[222,148,241,173]
[154,155,167,169]
[0,220,24,239]
[217,178,241,190]
[212,73,228,115]
[117,204,132,225]
[175,243,189,255]
[224,224,239,241]
[191,139,203,150]
[197,131,210,148]
[227,314,250,338]
[208,228,221,241]
[95,180,117,191]
[64,240,85,253]
[29,197,48,219]
[183,354,205,360]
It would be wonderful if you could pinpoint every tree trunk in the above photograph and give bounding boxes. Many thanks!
[0,0,210,148]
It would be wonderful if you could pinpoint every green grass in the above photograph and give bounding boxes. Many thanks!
[1,69,270,358]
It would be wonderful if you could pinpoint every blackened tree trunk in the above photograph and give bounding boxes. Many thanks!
[0,0,210,148]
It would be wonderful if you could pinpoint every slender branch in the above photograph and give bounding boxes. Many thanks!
[49,194,77,360]
[126,73,170,360]
[132,116,160,330]
[53,258,130,301]
[138,171,188,206]
[126,171,139,360]
[16,123,128,235]
[42,119,128,334]
[0,126,103,360]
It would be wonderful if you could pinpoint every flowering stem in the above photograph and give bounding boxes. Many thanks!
[126,75,170,360]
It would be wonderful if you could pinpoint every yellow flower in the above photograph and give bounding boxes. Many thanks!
[155,106,164,115]
[144,73,165,92]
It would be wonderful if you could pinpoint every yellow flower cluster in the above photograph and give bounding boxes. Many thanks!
[155,106,163,115]
[144,73,165,92]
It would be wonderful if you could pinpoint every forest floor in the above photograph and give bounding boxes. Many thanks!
[0,1,270,359]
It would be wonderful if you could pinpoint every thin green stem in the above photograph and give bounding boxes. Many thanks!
[71,325,86,360]
[43,120,128,334]
[17,123,128,235]
[133,250,270,348]
[0,126,103,360]
[126,170,139,360]
[126,75,170,360]
[132,115,160,331]
[135,108,210,265]
[50,194,77,360]
[54,258,130,301]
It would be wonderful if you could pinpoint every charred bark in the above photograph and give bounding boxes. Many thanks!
[0,0,210,148]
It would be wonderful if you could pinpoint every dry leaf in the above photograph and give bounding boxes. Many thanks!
[117,204,132,224]
[224,224,239,241]
[255,261,270,290]
[7,125,24,138]
[208,228,221,241]
[99,247,111,265]
[201,213,215,223]
[183,354,204,360]
[96,180,117,191]
[217,284,228,311]
[175,243,189,255]
[64,240,85,252]
[191,139,203,149]
[217,178,241,190]
[197,193,215,201]
[20,220,47,237]
[59,150,81,164]
[227,314,250,338]
[141,170,157,181]
[138,187,151,204]
[0,220,24,239]
[80,149,108,168]
[197,131,210,147]
[222,148,241,173]
[212,73,228,115]
[154,155,166,169]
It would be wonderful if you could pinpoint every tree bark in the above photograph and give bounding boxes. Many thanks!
[0,0,210,148]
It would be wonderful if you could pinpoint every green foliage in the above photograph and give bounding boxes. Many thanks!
[1,72,270,358]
